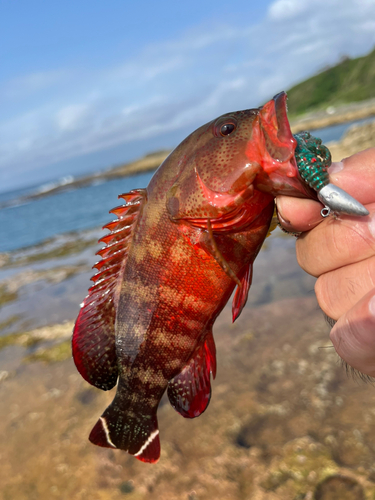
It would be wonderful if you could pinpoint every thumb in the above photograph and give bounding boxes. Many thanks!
[330,289,375,377]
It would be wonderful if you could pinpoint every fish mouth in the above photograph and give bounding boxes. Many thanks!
[253,92,317,199]
[259,91,296,164]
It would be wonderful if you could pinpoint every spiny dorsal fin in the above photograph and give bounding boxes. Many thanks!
[72,189,147,391]
[167,330,216,418]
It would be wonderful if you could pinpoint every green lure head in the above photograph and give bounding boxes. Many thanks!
[294,131,331,192]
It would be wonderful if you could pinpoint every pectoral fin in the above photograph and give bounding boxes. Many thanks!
[232,262,253,322]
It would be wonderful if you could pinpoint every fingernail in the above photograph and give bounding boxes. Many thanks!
[328,161,344,175]
[277,213,291,227]
[275,199,291,225]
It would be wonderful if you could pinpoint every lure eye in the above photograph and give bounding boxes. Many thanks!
[214,118,237,137]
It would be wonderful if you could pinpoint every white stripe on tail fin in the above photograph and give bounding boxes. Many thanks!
[89,397,160,463]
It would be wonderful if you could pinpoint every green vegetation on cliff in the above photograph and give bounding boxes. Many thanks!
[287,47,375,116]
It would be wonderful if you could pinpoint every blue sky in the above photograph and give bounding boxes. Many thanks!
[1,0,375,193]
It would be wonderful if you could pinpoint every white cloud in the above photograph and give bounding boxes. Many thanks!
[268,0,309,20]
[1,69,68,99]
[55,104,91,131]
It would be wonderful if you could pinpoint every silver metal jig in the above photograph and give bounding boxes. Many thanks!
[317,184,369,217]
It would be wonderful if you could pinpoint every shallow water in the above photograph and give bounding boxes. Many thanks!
[1,289,375,499]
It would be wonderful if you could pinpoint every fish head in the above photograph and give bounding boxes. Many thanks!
[166,92,313,227]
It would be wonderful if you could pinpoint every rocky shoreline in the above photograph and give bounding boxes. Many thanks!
[0,150,170,208]
[290,97,375,134]
[327,119,375,161]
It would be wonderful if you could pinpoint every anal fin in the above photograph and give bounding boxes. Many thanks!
[167,330,216,418]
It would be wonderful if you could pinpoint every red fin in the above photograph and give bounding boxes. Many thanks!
[89,395,160,463]
[72,189,147,391]
[232,263,253,322]
[167,331,216,418]
[205,330,217,379]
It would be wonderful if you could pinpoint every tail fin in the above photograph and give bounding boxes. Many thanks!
[89,398,160,463]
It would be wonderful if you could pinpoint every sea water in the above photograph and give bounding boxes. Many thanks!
[0,172,154,252]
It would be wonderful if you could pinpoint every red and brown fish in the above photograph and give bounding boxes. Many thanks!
[72,92,316,463]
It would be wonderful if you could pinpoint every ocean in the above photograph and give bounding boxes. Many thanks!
[0,172,154,253]
[0,117,373,253]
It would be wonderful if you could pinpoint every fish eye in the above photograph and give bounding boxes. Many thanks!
[220,123,236,136]
[214,118,237,137]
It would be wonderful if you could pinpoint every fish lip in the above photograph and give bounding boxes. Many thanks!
[273,92,293,147]
[258,92,296,164]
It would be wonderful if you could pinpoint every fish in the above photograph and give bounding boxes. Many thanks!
[72,92,316,463]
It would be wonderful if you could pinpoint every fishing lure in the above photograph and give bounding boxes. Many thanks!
[294,131,368,217]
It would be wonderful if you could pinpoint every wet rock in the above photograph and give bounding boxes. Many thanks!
[327,120,375,160]
[119,480,134,494]
[236,412,294,456]
[314,475,365,500]
[261,436,338,498]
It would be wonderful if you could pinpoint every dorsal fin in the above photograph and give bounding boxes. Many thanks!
[167,330,216,418]
[72,189,147,391]
[232,262,253,322]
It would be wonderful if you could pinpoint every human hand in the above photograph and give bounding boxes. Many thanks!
[276,148,375,377]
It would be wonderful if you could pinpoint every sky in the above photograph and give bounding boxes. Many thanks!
[1,0,375,193]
